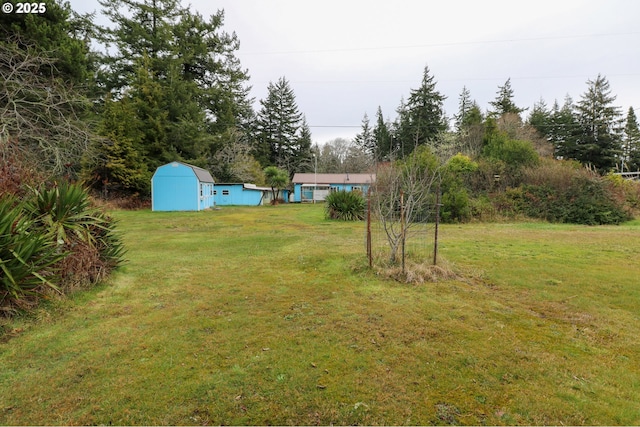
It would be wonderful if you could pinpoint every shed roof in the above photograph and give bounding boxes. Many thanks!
[292,173,375,185]
[215,183,272,192]
[167,162,214,183]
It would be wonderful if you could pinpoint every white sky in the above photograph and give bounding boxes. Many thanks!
[70,0,640,144]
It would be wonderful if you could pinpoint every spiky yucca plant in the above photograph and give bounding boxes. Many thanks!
[325,190,366,221]
[0,196,64,309]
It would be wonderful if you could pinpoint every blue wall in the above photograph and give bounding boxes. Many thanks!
[215,184,264,206]
[152,162,214,211]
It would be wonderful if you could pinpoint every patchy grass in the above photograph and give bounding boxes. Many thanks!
[1,204,639,425]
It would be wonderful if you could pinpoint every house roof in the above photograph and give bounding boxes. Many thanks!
[292,173,375,185]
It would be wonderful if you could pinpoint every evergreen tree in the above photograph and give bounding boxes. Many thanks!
[395,65,447,156]
[454,86,474,132]
[0,0,93,84]
[372,106,392,161]
[294,117,314,174]
[624,107,640,171]
[489,78,526,118]
[91,0,252,194]
[82,94,150,195]
[574,74,623,171]
[98,0,181,91]
[528,98,551,135]
[548,96,580,159]
[353,113,375,157]
[254,77,304,176]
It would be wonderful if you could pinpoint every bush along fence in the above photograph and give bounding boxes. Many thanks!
[0,182,125,315]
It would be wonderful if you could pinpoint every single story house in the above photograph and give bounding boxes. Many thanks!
[151,161,215,211]
[291,173,375,203]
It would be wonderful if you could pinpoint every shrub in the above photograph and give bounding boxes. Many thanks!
[0,196,65,312]
[0,183,126,314]
[325,190,365,221]
[26,182,126,289]
[498,177,631,225]
[441,187,471,223]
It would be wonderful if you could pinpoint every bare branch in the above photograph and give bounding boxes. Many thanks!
[0,40,94,178]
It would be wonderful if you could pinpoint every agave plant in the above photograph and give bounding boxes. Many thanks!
[0,196,64,306]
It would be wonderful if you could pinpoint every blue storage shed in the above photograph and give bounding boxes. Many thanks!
[152,162,215,211]
[215,183,269,206]
[214,183,290,206]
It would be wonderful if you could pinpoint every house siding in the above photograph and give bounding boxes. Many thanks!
[291,173,374,202]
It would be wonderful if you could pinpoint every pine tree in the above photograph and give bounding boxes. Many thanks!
[549,96,580,159]
[574,74,623,171]
[353,113,375,157]
[82,94,151,195]
[93,0,252,194]
[454,86,473,132]
[624,107,640,171]
[395,65,447,156]
[294,117,314,174]
[372,106,392,161]
[528,98,551,135]
[489,78,526,118]
[0,0,93,84]
[254,77,304,175]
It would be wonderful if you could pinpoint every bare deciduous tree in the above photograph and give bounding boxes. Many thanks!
[371,147,441,264]
[0,40,93,178]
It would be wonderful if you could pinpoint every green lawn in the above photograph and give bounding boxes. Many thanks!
[1,204,639,425]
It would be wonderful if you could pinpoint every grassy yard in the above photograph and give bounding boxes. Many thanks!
[1,204,639,425]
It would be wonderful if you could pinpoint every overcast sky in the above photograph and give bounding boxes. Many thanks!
[70,0,640,144]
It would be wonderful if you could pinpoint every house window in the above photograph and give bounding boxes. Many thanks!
[200,184,203,197]
[352,186,362,192]
[213,190,217,195]
[222,190,230,196]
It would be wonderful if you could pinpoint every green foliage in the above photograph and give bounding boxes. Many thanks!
[254,77,305,174]
[83,94,151,196]
[446,153,478,175]
[0,183,125,314]
[26,183,126,267]
[325,190,365,221]
[263,166,289,202]
[394,65,448,156]
[0,0,93,83]
[489,78,526,117]
[498,177,631,225]
[441,187,471,223]
[27,182,95,245]
[439,153,477,223]
[482,123,539,169]
[0,196,63,305]
[92,0,252,196]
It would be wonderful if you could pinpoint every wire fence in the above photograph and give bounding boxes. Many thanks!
[365,187,441,274]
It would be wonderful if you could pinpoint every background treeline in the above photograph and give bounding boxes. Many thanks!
[1,0,640,221]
